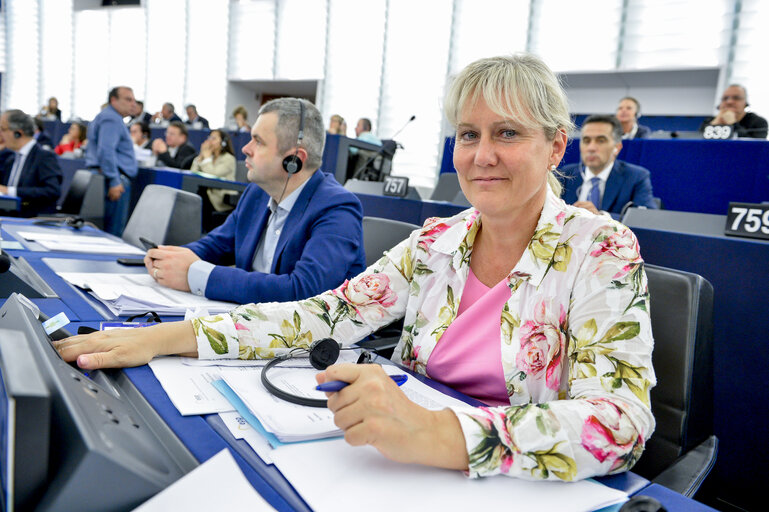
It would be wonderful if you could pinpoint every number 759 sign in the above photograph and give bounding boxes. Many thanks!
[725,202,769,240]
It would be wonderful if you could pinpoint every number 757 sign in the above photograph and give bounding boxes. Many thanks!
[725,202,769,240]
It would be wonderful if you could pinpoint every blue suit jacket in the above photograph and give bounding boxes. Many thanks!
[560,160,658,215]
[185,170,366,304]
[0,144,62,217]
[635,124,652,139]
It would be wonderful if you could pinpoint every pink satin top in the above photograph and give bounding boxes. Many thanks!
[425,268,510,406]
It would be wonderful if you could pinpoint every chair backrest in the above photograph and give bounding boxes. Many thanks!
[362,216,421,267]
[235,160,248,183]
[59,170,104,224]
[344,179,421,200]
[430,173,462,201]
[632,264,714,479]
[122,185,202,248]
[622,208,725,238]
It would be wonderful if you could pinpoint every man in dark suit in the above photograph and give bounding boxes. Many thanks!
[144,98,366,305]
[0,109,62,217]
[185,104,210,130]
[151,102,182,127]
[151,121,198,169]
[560,114,657,216]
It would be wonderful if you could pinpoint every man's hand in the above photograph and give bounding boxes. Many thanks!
[107,183,125,201]
[574,200,600,215]
[146,246,200,292]
[713,109,737,125]
[0,185,8,195]
[152,138,168,155]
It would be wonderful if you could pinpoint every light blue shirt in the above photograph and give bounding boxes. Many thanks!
[85,105,138,188]
[350,131,382,155]
[187,177,311,296]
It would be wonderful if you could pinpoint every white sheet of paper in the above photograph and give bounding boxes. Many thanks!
[222,357,468,443]
[133,449,275,511]
[16,231,145,254]
[272,439,627,512]
[218,411,274,464]
[148,357,242,416]
[57,272,235,316]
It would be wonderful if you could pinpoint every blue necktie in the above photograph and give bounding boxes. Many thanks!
[588,177,601,209]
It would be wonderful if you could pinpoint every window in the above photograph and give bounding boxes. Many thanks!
[320,0,386,135]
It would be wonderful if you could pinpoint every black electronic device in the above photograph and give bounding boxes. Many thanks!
[260,338,372,408]
[0,294,198,511]
[0,251,57,299]
[116,257,146,266]
[138,237,158,251]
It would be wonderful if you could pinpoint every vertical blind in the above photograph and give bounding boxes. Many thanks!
[320,0,386,136]
[185,0,229,129]
[621,0,733,69]
[378,0,453,189]
[728,0,769,128]
[228,0,275,80]
[38,0,73,120]
[275,0,326,80]
[530,0,622,72]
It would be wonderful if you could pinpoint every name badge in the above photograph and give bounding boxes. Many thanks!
[703,124,734,140]
[724,202,769,240]
[383,176,409,198]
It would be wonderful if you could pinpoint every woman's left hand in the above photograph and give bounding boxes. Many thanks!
[317,364,469,470]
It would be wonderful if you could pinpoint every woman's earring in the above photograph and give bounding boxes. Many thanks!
[549,164,557,171]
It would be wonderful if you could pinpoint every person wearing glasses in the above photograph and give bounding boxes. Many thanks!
[700,84,768,139]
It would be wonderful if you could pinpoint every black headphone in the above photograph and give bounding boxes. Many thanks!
[260,337,373,408]
[281,100,305,174]
[33,216,86,229]
[13,131,22,139]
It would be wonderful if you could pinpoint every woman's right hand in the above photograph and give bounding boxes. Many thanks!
[53,321,198,370]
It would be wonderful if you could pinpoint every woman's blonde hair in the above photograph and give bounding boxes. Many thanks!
[444,54,573,196]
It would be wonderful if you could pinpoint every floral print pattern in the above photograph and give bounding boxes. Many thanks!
[192,188,655,482]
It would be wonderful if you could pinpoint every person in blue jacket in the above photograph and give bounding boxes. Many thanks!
[560,114,658,217]
[144,98,366,305]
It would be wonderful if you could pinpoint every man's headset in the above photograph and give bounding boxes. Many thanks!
[260,337,373,408]
[33,216,86,229]
[281,100,305,174]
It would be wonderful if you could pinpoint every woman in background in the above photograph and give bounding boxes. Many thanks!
[190,129,237,230]
[54,122,87,156]
[232,105,250,133]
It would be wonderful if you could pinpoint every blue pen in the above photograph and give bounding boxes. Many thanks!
[316,374,408,392]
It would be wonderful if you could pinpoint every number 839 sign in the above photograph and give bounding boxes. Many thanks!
[725,202,769,240]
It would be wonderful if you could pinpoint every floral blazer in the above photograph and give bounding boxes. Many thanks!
[192,188,656,482]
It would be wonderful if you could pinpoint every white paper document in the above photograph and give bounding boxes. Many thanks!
[218,411,274,464]
[271,439,627,512]
[57,271,236,316]
[17,230,145,255]
[222,357,468,444]
[148,357,241,415]
[133,449,276,511]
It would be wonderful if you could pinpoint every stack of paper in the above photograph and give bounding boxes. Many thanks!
[56,271,235,316]
[271,439,628,512]
[17,230,145,255]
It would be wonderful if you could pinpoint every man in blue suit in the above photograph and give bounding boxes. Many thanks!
[560,115,657,217]
[0,109,62,217]
[145,98,366,305]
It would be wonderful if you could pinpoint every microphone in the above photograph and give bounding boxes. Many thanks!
[390,115,416,141]
[352,115,416,181]
[0,251,11,273]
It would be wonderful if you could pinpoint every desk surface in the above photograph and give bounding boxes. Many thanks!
[1,217,712,512]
